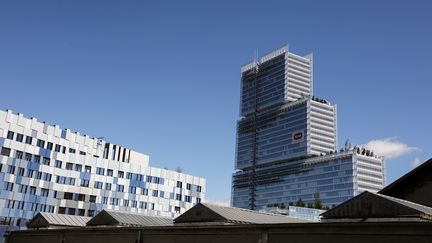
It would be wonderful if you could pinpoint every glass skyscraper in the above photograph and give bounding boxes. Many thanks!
[232,45,384,210]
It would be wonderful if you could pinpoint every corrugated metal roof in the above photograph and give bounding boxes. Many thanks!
[174,203,309,224]
[86,210,173,227]
[27,213,91,228]
[321,191,432,220]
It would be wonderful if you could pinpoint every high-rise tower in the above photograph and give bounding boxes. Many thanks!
[232,45,384,210]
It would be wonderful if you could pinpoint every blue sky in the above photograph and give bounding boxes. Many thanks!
[0,0,431,204]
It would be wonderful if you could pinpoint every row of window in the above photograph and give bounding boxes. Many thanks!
[1,146,204,193]
[5,199,55,213]
[6,131,87,155]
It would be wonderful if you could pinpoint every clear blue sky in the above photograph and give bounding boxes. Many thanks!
[1,0,431,203]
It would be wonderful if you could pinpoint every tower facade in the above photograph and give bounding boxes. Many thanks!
[232,45,384,210]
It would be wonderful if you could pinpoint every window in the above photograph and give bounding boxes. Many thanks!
[102,197,108,204]
[117,185,124,192]
[177,181,183,188]
[150,203,155,210]
[64,192,73,200]
[18,167,25,176]
[36,171,42,179]
[80,179,89,187]
[196,197,201,203]
[43,173,52,181]
[7,165,15,174]
[94,181,103,189]
[96,167,104,175]
[62,146,66,154]
[141,188,148,195]
[175,206,181,213]
[131,200,137,208]
[53,191,58,198]
[55,160,62,168]
[159,191,164,198]
[42,157,50,165]
[66,163,74,170]
[75,164,82,172]
[175,194,182,201]
[85,166,91,173]
[77,194,85,201]
[25,153,32,161]
[126,172,132,179]
[146,176,152,182]
[16,150,23,159]
[58,207,66,214]
[79,151,86,155]
[4,182,13,191]
[29,186,36,195]
[89,195,96,203]
[140,202,147,209]
[19,184,28,193]
[34,155,41,163]
[87,210,95,217]
[1,147,11,156]
[123,199,129,207]
[16,133,23,142]
[107,169,113,176]
[78,209,85,216]
[197,186,202,192]
[27,169,34,178]
[68,208,75,215]
[69,148,76,153]
[7,131,14,139]
[129,186,137,194]
[47,142,53,150]
[186,183,191,190]
[185,195,191,203]
[105,183,112,190]
[118,171,124,178]
[55,144,61,152]
[152,190,158,197]
[36,139,45,148]
[41,188,49,197]
[25,136,32,145]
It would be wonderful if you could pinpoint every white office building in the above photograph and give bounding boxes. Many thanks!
[0,110,205,229]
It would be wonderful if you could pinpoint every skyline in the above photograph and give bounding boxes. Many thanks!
[1,0,431,204]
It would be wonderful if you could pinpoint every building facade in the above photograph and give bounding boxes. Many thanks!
[232,45,384,210]
[0,110,205,229]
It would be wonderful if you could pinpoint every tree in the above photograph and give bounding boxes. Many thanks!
[296,198,305,207]
[175,167,183,173]
[314,190,322,209]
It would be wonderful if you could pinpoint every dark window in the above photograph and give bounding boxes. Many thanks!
[16,150,23,159]
[25,136,32,145]
[47,142,53,150]
[118,171,124,178]
[75,164,82,172]
[68,208,75,215]
[6,131,14,140]
[84,166,91,173]
[175,206,181,213]
[42,157,50,165]
[34,155,41,163]
[197,197,201,203]
[177,181,183,188]
[7,165,15,174]
[55,160,62,168]
[25,153,32,161]
[79,151,86,155]
[55,144,61,152]
[176,194,182,201]
[186,183,191,190]
[78,209,85,216]
[64,192,73,200]
[41,188,49,197]
[1,147,11,156]
[58,207,66,214]
[69,148,76,153]
[197,186,202,192]
[16,134,23,142]
[18,167,25,176]
[77,194,85,201]
[62,146,66,154]
[107,169,113,176]
[66,163,73,170]
[29,186,36,195]
[37,139,45,148]
[89,195,96,203]
[80,179,89,187]
[87,210,95,217]
[96,167,104,175]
